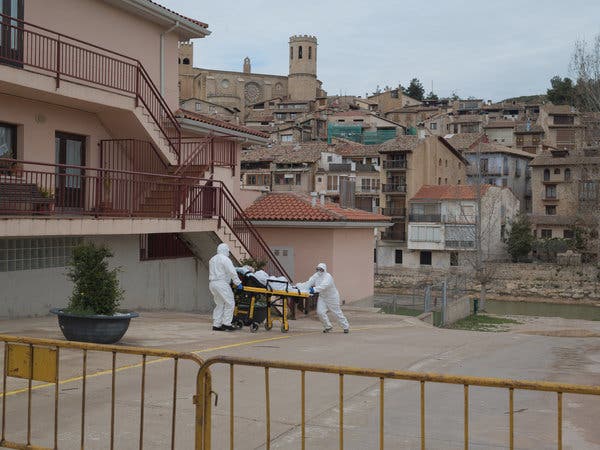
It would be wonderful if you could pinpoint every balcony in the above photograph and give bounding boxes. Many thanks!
[445,240,476,249]
[328,163,352,172]
[355,187,380,195]
[382,208,406,217]
[383,160,407,170]
[0,159,290,279]
[382,184,407,194]
[381,230,406,241]
[0,12,181,163]
[409,213,441,222]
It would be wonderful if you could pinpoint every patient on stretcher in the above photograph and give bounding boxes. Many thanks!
[235,266,311,294]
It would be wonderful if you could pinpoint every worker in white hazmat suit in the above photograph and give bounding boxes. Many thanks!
[304,263,349,333]
[208,243,243,331]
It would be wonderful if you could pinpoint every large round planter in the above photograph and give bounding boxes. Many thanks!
[50,308,139,344]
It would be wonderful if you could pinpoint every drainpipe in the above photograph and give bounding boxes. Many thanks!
[160,21,180,96]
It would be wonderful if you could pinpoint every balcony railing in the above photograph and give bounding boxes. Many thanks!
[382,184,407,193]
[382,207,406,217]
[0,13,181,161]
[409,213,441,222]
[381,230,406,241]
[355,187,380,194]
[383,160,407,170]
[0,158,289,280]
[445,240,476,249]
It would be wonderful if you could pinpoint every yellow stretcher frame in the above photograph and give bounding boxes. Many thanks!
[233,285,311,333]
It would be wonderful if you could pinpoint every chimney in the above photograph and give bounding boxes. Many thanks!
[311,192,317,207]
[320,193,325,205]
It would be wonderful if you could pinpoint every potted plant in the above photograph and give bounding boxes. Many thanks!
[51,242,138,344]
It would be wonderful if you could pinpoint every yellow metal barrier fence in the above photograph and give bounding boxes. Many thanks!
[196,356,600,450]
[0,334,205,450]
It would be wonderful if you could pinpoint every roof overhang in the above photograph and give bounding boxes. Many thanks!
[103,0,211,40]
[179,119,269,145]
[250,220,392,228]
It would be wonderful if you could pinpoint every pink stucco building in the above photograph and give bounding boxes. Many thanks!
[245,193,391,303]
[0,0,285,317]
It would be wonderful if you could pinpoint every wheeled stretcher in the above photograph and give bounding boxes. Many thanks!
[232,280,311,333]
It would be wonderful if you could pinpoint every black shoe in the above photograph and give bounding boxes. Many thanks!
[222,325,236,331]
[343,328,349,334]
[212,325,224,331]
[323,327,333,333]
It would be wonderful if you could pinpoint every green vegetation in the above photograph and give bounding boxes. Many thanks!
[448,314,521,332]
[66,242,124,316]
[506,214,534,262]
[380,305,422,317]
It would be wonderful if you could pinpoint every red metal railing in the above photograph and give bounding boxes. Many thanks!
[0,13,181,160]
[100,140,169,175]
[179,138,237,173]
[0,158,290,280]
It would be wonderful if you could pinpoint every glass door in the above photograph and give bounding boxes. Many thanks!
[0,0,24,67]
[55,132,86,210]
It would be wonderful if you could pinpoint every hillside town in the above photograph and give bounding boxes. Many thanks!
[1,0,600,448]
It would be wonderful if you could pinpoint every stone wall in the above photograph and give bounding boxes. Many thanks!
[376,263,600,304]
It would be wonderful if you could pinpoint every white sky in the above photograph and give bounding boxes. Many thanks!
[160,0,600,101]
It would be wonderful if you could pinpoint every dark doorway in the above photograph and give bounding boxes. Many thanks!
[55,132,86,210]
[0,0,24,67]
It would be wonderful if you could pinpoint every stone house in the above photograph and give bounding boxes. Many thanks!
[398,185,519,269]
[539,104,585,151]
[376,135,468,266]
[528,149,600,243]
[463,142,534,212]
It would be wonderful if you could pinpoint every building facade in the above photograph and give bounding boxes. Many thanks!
[0,0,281,318]
[178,35,326,120]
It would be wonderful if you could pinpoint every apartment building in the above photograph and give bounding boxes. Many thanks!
[376,135,468,267]
[539,104,585,151]
[463,142,534,212]
[402,185,519,269]
[0,0,285,318]
[528,149,600,243]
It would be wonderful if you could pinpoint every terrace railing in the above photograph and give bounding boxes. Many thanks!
[0,158,289,280]
[0,13,181,161]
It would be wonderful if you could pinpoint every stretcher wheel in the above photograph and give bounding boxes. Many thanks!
[250,322,259,333]
[264,322,272,331]
[281,323,289,333]
[233,319,243,329]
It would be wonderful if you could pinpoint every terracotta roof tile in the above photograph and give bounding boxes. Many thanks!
[411,185,491,201]
[242,142,333,164]
[464,142,534,159]
[245,193,390,222]
[175,109,268,139]
[378,135,420,153]
[444,133,486,151]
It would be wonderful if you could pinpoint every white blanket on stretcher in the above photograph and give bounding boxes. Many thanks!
[244,270,311,294]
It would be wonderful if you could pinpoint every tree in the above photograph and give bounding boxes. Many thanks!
[450,91,460,101]
[546,76,577,106]
[506,214,534,262]
[426,91,439,101]
[404,78,425,101]
[571,34,600,112]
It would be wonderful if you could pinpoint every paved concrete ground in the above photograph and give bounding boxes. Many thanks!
[0,308,599,449]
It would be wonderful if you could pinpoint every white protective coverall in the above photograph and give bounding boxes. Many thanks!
[208,243,242,328]
[305,263,349,331]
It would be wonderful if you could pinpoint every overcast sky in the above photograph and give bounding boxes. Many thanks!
[161,0,600,101]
